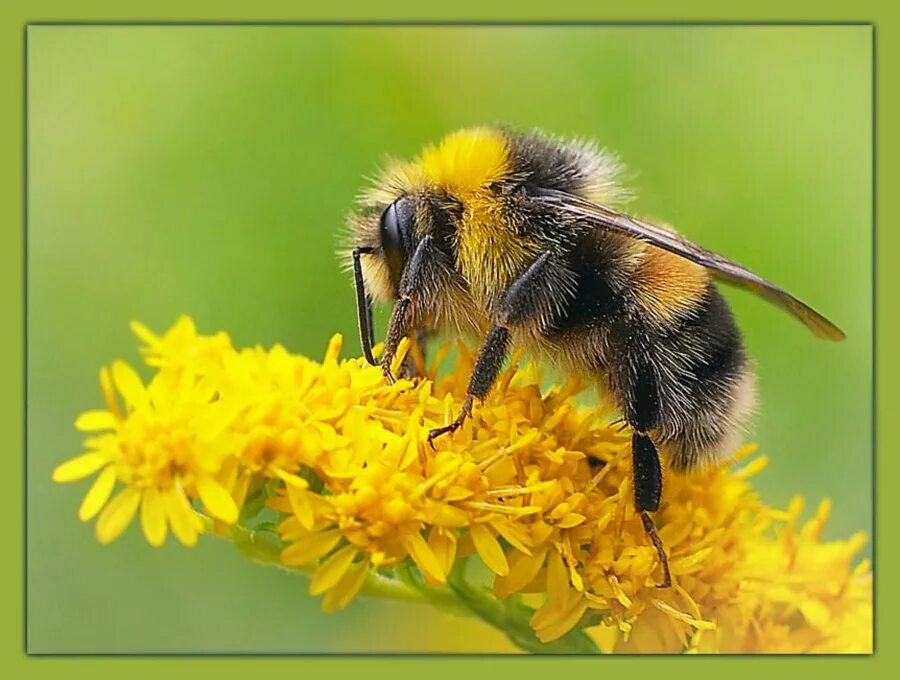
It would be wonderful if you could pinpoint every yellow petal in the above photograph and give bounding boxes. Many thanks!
[494,546,548,597]
[78,465,117,520]
[310,545,358,596]
[464,501,541,517]
[736,455,769,479]
[287,485,315,529]
[651,598,716,631]
[196,476,238,524]
[232,472,252,510]
[389,336,411,376]
[171,315,196,337]
[99,367,121,418]
[558,513,586,529]
[322,556,370,612]
[427,502,470,528]
[111,361,148,409]
[323,333,343,364]
[428,528,458,581]
[469,523,509,576]
[546,549,569,606]
[489,518,532,555]
[129,320,159,346]
[668,547,713,573]
[281,529,342,565]
[398,435,419,472]
[140,486,167,547]
[274,468,309,489]
[402,532,446,584]
[533,598,589,643]
[95,487,141,544]
[799,598,832,629]
[163,485,201,547]
[74,410,117,432]
[53,451,108,482]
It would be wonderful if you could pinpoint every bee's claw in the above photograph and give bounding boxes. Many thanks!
[426,396,474,449]
[427,422,460,448]
[640,510,672,589]
[382,367,396,385]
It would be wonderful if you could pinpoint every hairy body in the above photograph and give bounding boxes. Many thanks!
[348,127,754,472]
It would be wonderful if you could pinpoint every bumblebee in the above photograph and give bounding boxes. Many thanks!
[345,126,844,587]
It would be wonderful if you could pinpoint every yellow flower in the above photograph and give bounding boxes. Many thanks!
[53,360,240,546]
[131,315,233,373]
[54,317,872,653]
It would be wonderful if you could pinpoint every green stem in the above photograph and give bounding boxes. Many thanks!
[217,523,600,654]
[446,559,601,654]
[223,523,469,615]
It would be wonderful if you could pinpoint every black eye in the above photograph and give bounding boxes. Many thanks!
[379,197,414,286]
[380,201,403,259]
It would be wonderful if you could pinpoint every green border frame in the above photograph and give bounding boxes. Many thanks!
[3,1,893,678]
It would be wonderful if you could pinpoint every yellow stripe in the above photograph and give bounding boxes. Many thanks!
[419,127,535,302]
[419,127,508,195]
[632,245,710,323]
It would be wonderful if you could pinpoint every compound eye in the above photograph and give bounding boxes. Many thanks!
[380,201,403,260]
[379,197,414,286]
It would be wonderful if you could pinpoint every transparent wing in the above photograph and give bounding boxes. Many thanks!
[530,188,845,341]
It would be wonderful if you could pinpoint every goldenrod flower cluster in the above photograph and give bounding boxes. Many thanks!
[54,317,872,653]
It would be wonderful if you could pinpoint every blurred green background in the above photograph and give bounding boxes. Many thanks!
[27,26,871,653]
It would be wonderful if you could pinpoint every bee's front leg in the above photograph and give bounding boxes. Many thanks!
[381,297,412,385]
[397,331,429,380]
[381,236,438,384]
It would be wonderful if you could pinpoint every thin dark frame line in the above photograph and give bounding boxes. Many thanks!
[25,20,874,27]
[870,23,878,656]
[22,23,29,656]
[21,20,877,656]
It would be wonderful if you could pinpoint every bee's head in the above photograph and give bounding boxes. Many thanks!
[346,176,472,304]
[345,127,514,302]
[345,191,435,304]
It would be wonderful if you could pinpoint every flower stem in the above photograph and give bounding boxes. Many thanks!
[222,523,599,653]
[446,559,601,654]
[224,523,469,615]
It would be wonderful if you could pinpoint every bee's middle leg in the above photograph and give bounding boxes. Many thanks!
[426,325,510,447]
[427,251,558,446]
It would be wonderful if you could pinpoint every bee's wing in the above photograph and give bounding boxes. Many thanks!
[531,189,846,341]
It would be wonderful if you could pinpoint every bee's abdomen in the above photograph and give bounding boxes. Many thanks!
[611,285,755,472]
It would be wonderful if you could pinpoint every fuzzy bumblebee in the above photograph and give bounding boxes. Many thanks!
[345,126,844,587]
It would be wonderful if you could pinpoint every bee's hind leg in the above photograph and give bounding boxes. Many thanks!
[632,432,672,589]
[617,337,673,588]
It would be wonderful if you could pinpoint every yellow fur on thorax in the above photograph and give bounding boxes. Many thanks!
[418,127,535,304]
